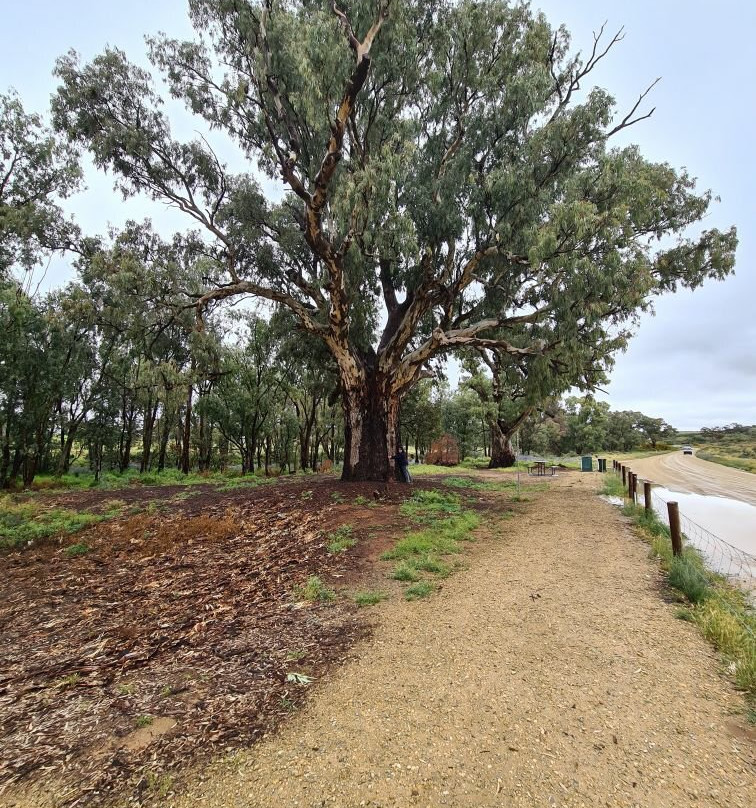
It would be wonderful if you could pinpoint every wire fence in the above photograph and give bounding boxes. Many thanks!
[617,465,756,604]
[648,488,756,602]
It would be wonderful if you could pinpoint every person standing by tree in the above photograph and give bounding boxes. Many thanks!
[391,447,412,483]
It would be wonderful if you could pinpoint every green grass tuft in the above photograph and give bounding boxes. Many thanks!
[354,591,389,607]
[294,575,336,602]
[404,581,435,600]
[326,524,355,553]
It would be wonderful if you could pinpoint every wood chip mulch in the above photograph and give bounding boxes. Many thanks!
[0,479,401,807]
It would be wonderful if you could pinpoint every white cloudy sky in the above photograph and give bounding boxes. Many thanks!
[1,1,754,430]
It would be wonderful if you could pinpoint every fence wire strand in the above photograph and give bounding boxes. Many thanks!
[645,488,756,602]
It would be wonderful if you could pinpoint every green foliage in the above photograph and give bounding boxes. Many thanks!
[0,499,106,550]
[622,493,755,704]
[390,562,421,582]
[45,0,736,482]
[326,524,355,553]
[135,715,153,729]
[399,489,462,521]
[64,542,91,558]
[353,591,388,607]
[404,581,435,601]
[294,575,336,603]
[667,555,710,604]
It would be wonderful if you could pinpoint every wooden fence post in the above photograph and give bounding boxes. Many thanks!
[621,465,626,486]
[644,481,652,512]
[627,471,634,502]
[668,501,682,556]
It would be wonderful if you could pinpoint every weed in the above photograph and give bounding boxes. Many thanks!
[280,696,296,711]
[667,555,710,604]
[330,492,346,504]
[354,591,388,607]
[413,556,452,577]
[326,524,356,553]
[391,562,421,582]
[159,685,173,698]
[0,501,106,551]
[674,607,696,622]
[57,673,81,688]
[443,476,517,492]
[285,649,306,661]
[354,495,370,506]
[65,542,91,557]
[399,489,461,521]
[145,771,174,798]
[405,581,435,600]
[135,715,153,729]
[294,575,336,602]
[300,490,313,500]
[116,682,135,696]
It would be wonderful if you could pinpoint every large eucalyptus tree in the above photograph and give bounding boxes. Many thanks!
[52,0,736,480]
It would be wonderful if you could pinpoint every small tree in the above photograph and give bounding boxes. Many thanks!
[52,1,736,481]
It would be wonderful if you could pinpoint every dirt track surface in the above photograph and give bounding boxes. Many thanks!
[173,472,754,808]
[628,452,756,507]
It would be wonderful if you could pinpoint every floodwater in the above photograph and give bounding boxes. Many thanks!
[647,486,756,558]
[611,452,756,593]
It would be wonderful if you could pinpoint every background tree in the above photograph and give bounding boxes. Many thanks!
[51,0,736,481]
[0,90,81,278]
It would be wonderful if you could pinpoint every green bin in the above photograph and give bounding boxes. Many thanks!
[581,455,593,472]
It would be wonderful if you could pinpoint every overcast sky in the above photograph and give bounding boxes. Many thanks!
[2,1,754,431]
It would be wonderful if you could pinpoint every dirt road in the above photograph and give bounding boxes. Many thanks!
[628,452,756,507]
[173,473,754,808]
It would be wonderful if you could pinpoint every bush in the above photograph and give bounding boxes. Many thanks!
[667,555,710,603]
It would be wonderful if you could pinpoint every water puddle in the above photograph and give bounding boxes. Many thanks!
[648,487,756,558]
[604,486,756,598]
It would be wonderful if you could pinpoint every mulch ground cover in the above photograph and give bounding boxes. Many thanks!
[0,474,462,807]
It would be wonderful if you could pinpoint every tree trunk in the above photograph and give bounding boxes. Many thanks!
[488,419,517,468]
[141,398,159,473]
[157,409,171,473]
[181,384,192,475]
[340,363,398,482]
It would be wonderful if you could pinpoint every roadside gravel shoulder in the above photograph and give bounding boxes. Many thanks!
[175,471,754,808]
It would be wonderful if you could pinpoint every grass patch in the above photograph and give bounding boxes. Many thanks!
[294,575,336,603]
[391,562,422,582]
[354,591,389,607]
[135,715,153,728]
[326,524,355,553]
[381,512,479,561]
[667,554,710,604]
[623,498,756,707]
[404,581,435,600]
[442,476,517,492]
[399,489,462,521]
[601,475,627,498]
[0,499,107,551]
[64,542,91,558]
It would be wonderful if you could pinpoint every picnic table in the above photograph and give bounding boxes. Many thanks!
[528,461,558,476]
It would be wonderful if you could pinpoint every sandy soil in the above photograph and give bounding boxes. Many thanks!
[171,472,755,808]
[628,452,756,507]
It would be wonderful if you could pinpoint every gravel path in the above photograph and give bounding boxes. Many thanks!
[175,472,754,808]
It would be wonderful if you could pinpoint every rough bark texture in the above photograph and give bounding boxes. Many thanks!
[340,360,397,482]
[488,419,517,468]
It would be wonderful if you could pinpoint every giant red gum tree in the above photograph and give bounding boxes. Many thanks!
[52,1,736,481]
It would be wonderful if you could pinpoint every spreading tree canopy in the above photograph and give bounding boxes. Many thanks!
[51,0,736,480]
[0,90,81,277]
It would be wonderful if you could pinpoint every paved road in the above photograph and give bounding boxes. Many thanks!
[628,451,756,507]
